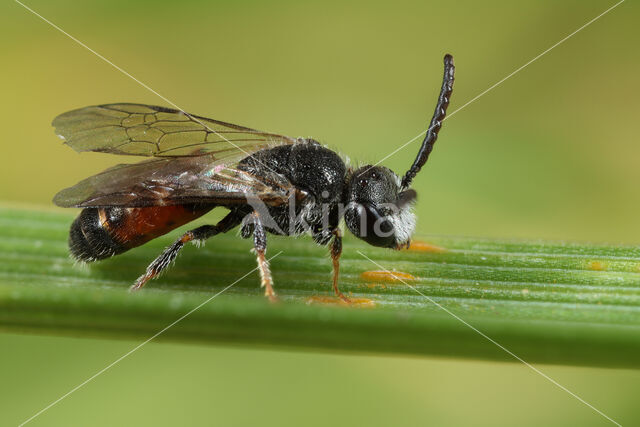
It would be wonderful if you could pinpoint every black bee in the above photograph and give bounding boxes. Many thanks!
[53,54,455,301]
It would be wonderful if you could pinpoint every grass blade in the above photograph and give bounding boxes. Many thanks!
[1,206,639,368]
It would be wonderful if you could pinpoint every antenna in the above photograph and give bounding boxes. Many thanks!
[401,54,455,189]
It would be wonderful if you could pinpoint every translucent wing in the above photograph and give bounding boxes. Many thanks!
[53,156,295,208]
[53,103,297,158]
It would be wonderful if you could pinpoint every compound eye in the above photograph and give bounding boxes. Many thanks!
[356,204,396,248]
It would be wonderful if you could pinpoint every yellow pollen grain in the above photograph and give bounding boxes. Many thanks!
[405,241,446,253]
[363,283,386,290]
[587,261,608,271]
[360,270,415,283]
[306,296,376,308]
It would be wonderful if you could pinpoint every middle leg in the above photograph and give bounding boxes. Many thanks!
[250,212,277,302]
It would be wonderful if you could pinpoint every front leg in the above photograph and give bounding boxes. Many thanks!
[251,212,277,302]
[330,228,349,302]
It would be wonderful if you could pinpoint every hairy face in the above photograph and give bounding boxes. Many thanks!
[344,165,416,248]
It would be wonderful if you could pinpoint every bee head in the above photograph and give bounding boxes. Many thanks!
[344,166,417,249]
[343,54,455,250]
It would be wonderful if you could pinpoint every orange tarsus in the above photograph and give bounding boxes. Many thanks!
[130,274,151,292]
[256,250,277,302]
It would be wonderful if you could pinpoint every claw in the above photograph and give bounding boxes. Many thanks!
[130,275,150,292]
[335,291,351,304]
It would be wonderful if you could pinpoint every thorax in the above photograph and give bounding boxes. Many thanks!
[237,140,347,243]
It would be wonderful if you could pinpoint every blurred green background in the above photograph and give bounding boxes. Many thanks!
[1,0,639,425]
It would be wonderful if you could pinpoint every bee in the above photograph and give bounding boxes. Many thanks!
[53,54,454,301]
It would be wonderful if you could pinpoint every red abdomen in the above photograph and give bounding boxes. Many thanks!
[69,205,214,262]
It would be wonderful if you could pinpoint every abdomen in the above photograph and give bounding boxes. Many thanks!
[69,204,213,262]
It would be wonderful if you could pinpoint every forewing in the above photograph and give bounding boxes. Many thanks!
[53,103,297,158]
[53,156,294,208]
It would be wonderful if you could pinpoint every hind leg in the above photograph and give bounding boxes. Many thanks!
[131,211,242,291]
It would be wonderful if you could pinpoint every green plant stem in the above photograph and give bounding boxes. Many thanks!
[1,206,640,368]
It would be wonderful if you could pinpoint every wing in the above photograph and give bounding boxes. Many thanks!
[53,103,297,158]
[53,156,295,208]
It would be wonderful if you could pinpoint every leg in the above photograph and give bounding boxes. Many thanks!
[330,228,349,302]
[131,211,241,291]
[251,212,277,301]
